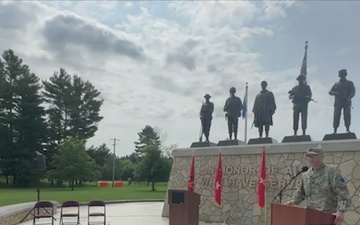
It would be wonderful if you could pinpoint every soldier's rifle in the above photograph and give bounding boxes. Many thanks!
[288,91,318,103]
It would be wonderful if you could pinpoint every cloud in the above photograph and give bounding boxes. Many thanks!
[260,0,296,21]
[42,13,146,61]
[3,0,353,157]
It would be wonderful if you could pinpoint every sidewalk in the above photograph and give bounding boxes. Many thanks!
[18,202,215,225]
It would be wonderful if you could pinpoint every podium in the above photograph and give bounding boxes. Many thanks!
[271,203,336,225]
[168,189,201,225]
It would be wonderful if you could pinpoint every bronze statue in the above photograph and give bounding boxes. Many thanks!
[252,81,276,138]
[199,94,214,142]
[288,74,312,135]
[223,87,242,140]
[329,69,356,133]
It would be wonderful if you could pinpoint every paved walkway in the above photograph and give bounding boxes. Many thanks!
[18,202,217,225]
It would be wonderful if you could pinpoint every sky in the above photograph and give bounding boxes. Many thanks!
[1,0,360,157]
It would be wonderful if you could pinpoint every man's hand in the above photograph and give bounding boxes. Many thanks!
[284,200,295,205]
[332,211,344,225]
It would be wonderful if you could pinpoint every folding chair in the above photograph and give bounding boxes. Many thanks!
[59,200,80,225]
[87,200,106,225]
[32,201,55,225]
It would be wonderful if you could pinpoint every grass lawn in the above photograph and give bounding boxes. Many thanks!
[0,182,168,207]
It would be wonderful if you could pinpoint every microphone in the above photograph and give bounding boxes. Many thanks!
[291,166,308,179]
[272,166,308,203]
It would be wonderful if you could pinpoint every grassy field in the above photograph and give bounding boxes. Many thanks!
[0,182,168,207]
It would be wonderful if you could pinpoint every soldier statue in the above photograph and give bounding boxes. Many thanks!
[329,69,356,133]
[252,81,276,138]
[288,74,312,136]
[223,87,242,140]
[199,94,214,142]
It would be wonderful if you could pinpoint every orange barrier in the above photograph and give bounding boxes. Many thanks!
[99,181,109,187]
[114,181,123,187]
[97,181,124,187]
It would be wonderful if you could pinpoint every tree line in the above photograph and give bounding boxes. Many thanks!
[0,49,173,190]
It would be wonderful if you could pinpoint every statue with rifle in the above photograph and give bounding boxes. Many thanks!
[199,94,214,142]
[329,69,356,133]
[288,74,314,136]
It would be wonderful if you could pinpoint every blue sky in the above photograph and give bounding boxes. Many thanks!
[0,1,359,156]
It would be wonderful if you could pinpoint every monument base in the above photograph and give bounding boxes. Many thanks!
[217,139,245,146]
[247,137,278,145]
[282,135,312,143]
[190,141,216,148]
[322,132,357,141]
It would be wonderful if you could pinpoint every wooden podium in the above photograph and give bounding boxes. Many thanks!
[168,189,201,225]
[271,203,336,225]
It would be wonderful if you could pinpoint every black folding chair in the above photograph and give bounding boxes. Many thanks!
[59,200,80,225]
[87,200,106,225]
[32,201,55,225]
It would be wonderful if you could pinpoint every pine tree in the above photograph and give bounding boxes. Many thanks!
[0,49,46,186]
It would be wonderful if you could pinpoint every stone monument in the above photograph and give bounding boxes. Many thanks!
[323,69,357,141]
[219,87,245,146]
[248,81,277,145]
[282,74,313,143]
[161,140,360,225]
[191,94,216,148]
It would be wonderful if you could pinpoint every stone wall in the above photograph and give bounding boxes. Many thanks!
[0,202,58,225]
[161,139,360,225]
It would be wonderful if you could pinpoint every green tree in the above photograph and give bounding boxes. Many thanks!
[50,137,99,190]
[42,68,103,143]
[120,159,135,180]
[42,69,103,182]
[0,49,46,186]
[68,75,103,140]
[134,125,161,160]
[135,144,163,191]
[87,143,111,167]
[42,68,72,145]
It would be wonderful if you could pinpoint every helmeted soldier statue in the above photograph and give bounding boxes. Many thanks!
[329,69,356,133]
[223,87,242,140]
[288,74,312,136]
[199,94,214,142]
[252,81,276,138]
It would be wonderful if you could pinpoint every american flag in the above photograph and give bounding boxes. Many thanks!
[300,41,308,80]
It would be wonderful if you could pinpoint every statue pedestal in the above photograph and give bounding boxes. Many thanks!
[217,139,245,146]
[322,132,357,141]
[282,135,312,143]
[190,141,216,148]
[247,137,278,145]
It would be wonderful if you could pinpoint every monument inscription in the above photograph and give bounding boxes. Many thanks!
[199,165,302,189]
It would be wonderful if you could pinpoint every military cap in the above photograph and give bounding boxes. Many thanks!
[204,94,211,98]
[338,69,347,77]
[230,87,236,92]
[305,144,323,156]
[297,74,306,81]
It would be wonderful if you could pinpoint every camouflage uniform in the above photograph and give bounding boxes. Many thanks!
[292,163,351,214]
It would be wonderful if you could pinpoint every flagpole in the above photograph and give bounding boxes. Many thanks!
[302,41,308,82]
[264,191,267,225]
[244,82,248,144]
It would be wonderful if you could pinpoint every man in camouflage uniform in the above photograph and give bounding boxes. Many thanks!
[285,146,351,225]
[329,69,356,133]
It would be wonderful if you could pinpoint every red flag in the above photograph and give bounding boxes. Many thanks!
[188,155,195,192]
[214,152,222,205]
[257,148,266,208]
